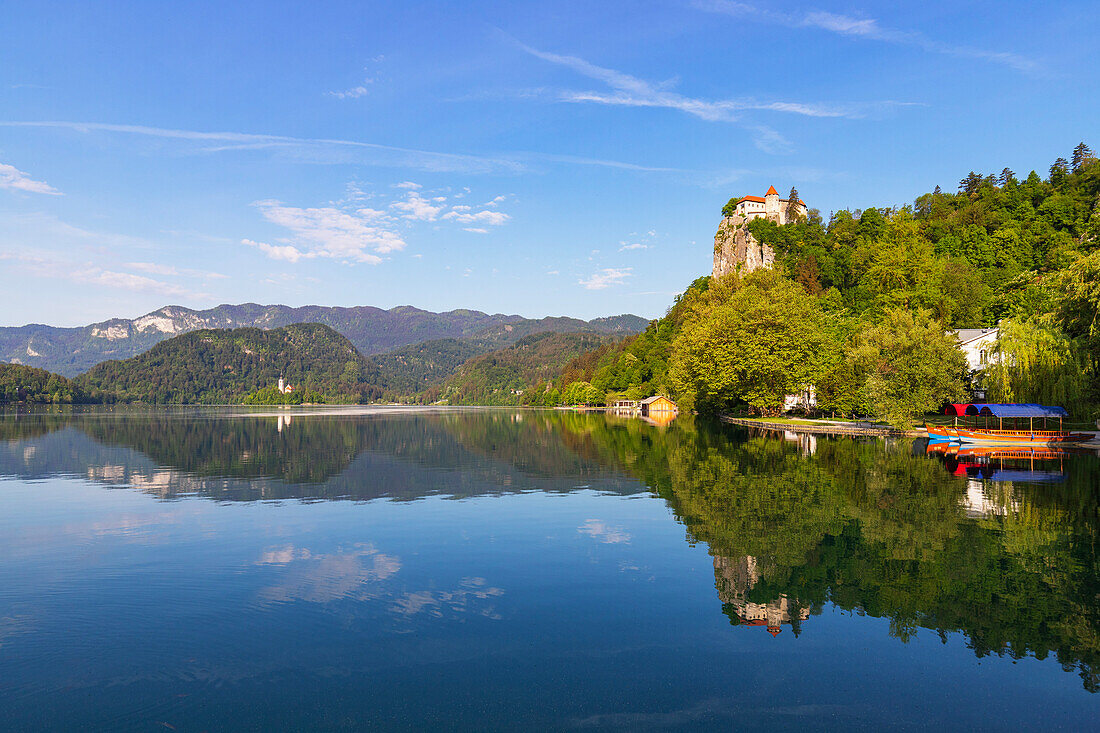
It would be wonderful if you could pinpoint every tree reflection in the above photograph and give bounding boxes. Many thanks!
[559,416,1100,691]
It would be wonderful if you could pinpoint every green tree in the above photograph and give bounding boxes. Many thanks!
[1072,142,1096,173]
[848,307,968,427]
[722,197,741,218]
[670,271,836,415]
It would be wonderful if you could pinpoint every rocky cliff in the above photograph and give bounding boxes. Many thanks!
[712,215,774,279]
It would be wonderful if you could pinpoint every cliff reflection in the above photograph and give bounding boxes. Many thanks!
[555,417,1100,691]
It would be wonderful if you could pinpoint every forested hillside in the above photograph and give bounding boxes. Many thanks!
[0,363,100,404]
[75,324,385,404]
[546,144,1100,423]
[426,332,615,405]
[374,338,487,396]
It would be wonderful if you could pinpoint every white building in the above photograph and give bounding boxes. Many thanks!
[951,328,999,372]
[783,385,817,413]
[729,186,807,225]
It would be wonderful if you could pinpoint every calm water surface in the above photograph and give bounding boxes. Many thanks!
[1,406,1098,730]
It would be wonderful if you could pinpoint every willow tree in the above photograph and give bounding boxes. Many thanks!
[985,317,1087,408]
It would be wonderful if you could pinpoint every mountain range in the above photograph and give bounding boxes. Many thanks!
[0,303,649,377]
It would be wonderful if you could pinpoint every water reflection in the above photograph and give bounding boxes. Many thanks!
[2,406,1100,703]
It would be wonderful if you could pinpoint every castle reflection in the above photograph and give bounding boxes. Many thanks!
[714,554,809,637]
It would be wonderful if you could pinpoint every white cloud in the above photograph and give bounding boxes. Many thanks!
[579,267,632,290]
[390,191,446,221]
[251,201,405,264]
[442,208,510,226]
[619,242,649,251]
[695,1,1035,72]
[579,519,631,544]
[393,181,422,189]
[463,227,489,234]
[0,162,61,195]
[328,83,372,99]
[242,238,310,263]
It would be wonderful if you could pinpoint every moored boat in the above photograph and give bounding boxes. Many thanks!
[955,427,1091,445]
[925,424,959,441]
[928,403,1090,445]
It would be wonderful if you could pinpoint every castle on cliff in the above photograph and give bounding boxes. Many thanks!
[713,186,807,278]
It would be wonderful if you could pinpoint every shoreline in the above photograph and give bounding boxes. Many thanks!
[719,415,924,437]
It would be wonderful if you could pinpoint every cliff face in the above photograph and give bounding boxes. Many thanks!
[712,215,774,279]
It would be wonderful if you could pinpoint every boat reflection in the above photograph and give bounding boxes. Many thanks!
[926,441,1068,483]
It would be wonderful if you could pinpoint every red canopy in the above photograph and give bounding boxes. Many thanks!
[944,404,973,416]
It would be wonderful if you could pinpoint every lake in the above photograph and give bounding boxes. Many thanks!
[1,406,1098,730]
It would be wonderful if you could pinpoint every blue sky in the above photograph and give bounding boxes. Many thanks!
[1,0,1096,327]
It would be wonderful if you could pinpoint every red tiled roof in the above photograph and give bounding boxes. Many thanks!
[766,185,779,195]
[736,195,806,206]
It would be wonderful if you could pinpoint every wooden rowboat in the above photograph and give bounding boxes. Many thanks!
[925,424,959,441]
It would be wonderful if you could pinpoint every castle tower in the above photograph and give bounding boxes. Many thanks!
[278,377,285,394]
[764,185,781,221]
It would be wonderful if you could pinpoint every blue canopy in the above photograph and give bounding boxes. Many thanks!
[988,470,1065,483]
[976,403,1069,418]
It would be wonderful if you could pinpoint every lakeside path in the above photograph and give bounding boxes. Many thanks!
[720,415,922,437]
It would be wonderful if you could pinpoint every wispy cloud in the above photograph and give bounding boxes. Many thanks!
[0,250,195,297]
[0,121,524,175]
[579,267,632,290]
[619,242,648,252]
[0,162,61,195]
[0,120,694,176]
[124,261,228,279]
[516,42,908,125]
[695,1,1036,72]
[251,200,405,264]
[513,40,919,153]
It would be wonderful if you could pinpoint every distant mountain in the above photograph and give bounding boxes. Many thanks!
[0,303,649,377]
[75,323,384,404]
[429,331,618,406]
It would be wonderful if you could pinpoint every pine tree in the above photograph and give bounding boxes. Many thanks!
[1050,157,1069,186]
[933,185,942,195]
[786,186,802,222]
[958,172,983,196]
[1072,142,1096,172]
[999,167,1016,186]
